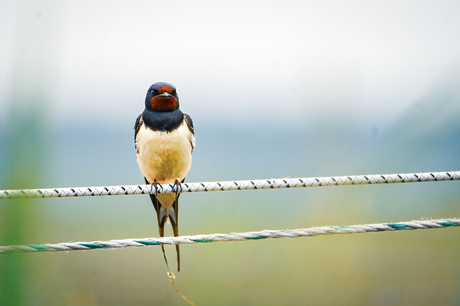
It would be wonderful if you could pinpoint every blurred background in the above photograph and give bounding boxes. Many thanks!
[1,0,460,305]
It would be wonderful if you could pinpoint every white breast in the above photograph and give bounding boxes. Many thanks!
[136,120,194,185]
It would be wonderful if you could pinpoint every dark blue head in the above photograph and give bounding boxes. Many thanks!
[145,82,179,112]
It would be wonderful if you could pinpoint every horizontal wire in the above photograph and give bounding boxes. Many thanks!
[1,170,459,199]
[1,218,458,254]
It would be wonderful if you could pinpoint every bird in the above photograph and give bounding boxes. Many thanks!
[134,82,195,272]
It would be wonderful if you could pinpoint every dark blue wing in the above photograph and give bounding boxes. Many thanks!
[134,114,143,151]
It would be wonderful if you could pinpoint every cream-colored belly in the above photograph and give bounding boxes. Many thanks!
[136,121,193,186]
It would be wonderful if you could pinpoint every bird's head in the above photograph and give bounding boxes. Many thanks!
[145,82,179,112]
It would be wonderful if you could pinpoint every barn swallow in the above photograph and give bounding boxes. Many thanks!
[134,82,195,272]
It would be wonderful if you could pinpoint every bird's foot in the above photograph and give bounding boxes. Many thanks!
[151,180,163,196]
[173,179,182,197]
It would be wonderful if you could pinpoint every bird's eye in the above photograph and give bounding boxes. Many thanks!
[151,89,158,95]
[172,90,176,95]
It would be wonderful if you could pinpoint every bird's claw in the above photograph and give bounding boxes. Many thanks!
[151,180,163,196]
[173,179,182,197]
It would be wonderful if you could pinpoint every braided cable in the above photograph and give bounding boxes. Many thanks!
[1,218,458,254]
[1,170,459,199]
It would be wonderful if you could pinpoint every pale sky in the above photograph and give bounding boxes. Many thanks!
[1,0,460,131]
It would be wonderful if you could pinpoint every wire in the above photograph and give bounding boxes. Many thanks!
[1,218,458,254]
[1,170,459,199]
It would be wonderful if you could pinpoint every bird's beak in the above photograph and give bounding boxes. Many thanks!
[158,92,172,97]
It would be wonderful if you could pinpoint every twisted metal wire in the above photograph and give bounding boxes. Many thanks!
[0,218,458,254]
[1,170,459,199]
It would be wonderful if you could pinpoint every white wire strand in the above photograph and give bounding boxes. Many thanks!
[1,170,459,199]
